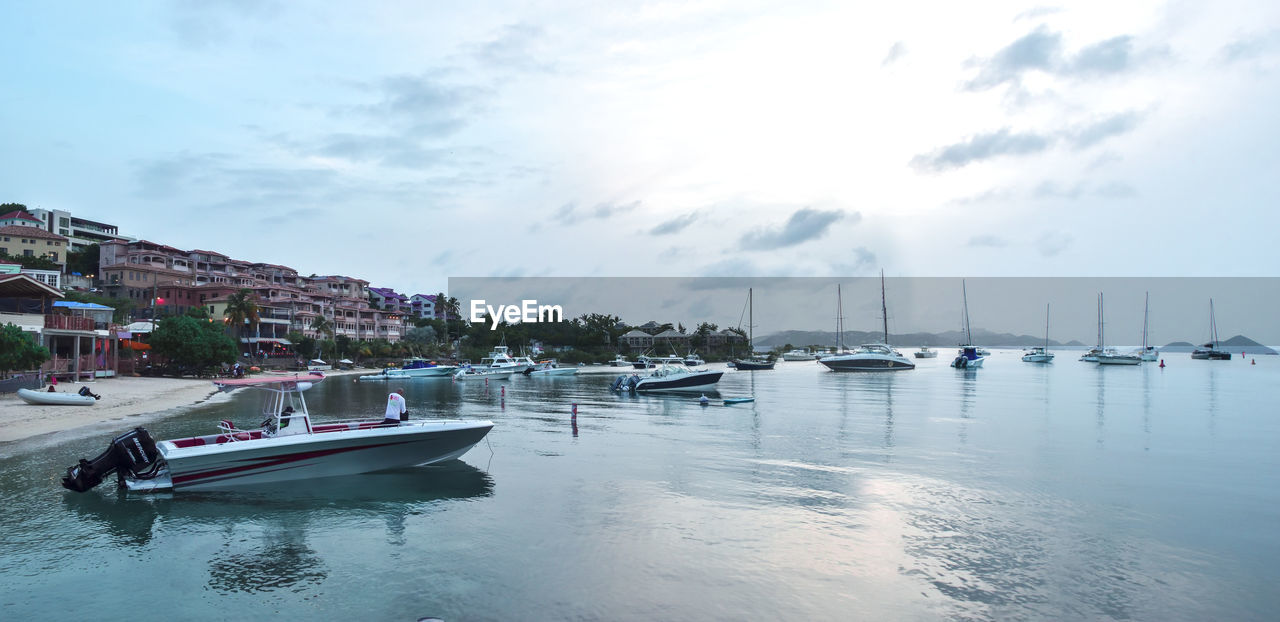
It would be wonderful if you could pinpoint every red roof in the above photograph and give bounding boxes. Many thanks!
[0,225,68,241]
[0,210,41,223]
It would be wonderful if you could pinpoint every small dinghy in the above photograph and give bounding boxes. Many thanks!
[723,397,755,405]
[17,388,97,406]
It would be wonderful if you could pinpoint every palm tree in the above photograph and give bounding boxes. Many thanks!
[223,288,260,356]
[311,315,334,360]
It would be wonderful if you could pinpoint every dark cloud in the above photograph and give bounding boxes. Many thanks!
[882,42,907,67]
[968,235,1008,248]
[1037,231,1073,257]
[649,212,699,236]
[740,208,848,250]
[1220,30,1280,63]
[312,133,456,169]
[911,129,1053,172]
[849,246,877,270]
[363,73,490,135]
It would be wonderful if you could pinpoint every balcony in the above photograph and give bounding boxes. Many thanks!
[44,314,96,331]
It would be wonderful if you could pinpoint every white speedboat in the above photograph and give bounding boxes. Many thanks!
[821,344,915,371]
[608,355,631,367]
[453,366,514,381]
[390,357,457,377]
[683,352,705,366]
[913,346,938,359]
[476,345,532,372]
[17,388,97,406]
[60,373,493,492]
[1079,348,1102,362]
[633,354,682,369]
[614,364,723,392]
[781,349,814,361]
[525,360,579,376]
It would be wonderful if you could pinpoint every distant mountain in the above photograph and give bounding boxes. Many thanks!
[757,328,1081,349]
[1161,336,1277,354]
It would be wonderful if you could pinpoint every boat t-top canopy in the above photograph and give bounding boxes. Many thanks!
[213,373,326,392]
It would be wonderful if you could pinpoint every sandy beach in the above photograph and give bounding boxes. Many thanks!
[0,369,370,445]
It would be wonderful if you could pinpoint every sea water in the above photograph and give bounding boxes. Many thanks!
[1,353,1277,621]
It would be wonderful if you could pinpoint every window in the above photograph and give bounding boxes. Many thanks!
[0,248,5,255]
[23,249,33,257]
[47,252,58,261]
[59,217,69,227]
[60,229,69,236]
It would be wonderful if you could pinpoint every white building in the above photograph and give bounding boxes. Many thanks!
[29,208,133,252]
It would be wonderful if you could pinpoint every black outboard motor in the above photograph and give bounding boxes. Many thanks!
[61,427,162,492]
[77,386,102,400]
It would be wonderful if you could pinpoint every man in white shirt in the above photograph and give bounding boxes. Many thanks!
[382,388,407,426]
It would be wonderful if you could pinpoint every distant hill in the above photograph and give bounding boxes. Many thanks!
[1162,336,1277,354]
[757,328,1082,349]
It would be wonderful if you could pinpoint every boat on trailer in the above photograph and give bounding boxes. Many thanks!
[60,373,493,493]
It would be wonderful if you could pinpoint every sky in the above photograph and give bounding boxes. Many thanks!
[3,2,1278,316]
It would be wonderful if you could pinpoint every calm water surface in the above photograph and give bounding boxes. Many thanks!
[1,353,1278,621]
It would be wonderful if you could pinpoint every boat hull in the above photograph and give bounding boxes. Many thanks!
[158,421,494,490]
[1191,350,1231,360]
[950,356,985,369]
[17,388,96,406]
[732,360,776,370]
[635,370,724,392]
[820,354,915,372]
[1021,354,1055,363]
[1097,355,1141,365]
[913,351,938,359]
[528,367,579,376]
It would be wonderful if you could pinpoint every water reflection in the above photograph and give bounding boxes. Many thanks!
[61,461,494,550]
[957,369,977,444]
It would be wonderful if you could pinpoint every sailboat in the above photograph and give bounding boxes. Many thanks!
[1138,292,1158,361]
[732,288,776,370]
[1096,293,1141,365]
[951,280,985,368]
[1022,303,1055,363]
[820,271,914,371]
[1191,299,1231,360]
[1079,295,1104,362]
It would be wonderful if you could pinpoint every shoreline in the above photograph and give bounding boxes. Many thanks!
[0,368,370,446]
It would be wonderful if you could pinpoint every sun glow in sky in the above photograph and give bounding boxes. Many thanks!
[2,1,1278,298]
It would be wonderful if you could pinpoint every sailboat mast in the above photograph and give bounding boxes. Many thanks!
[748,288,753,353]
[1045,303,1050,349]
[1210,299,1217,348]
[1142,292,1150,350]
[961,280,971,344]
[836,284,844,352]
[1100,293,1105,349]
[880,270,889,344]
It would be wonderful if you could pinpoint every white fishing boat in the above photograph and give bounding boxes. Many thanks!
[951,280,985,369]
[682,352,705,366]
[913,346,938,359]
[60,373,493,492]
[781,349,815,361]
[17,388,97,406]
[390,357,457,377]
[608,354,631,367]
[476,345,533,373]
[1022,304,1055,363]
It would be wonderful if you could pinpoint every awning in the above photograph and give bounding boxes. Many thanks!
[240,337,293,345]
[338,358,353,364]
[53,301,114,310]
[121,340,151,351]
[124,321,154,333]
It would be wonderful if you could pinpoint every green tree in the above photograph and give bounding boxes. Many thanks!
[0,251,59,271]
[65,243,100,276]
[223,288,260,347]
[287,330,316,360]
[310,316,334,360]
[63,291,133,324]
[149,316,236,373]
[0,324,50,377]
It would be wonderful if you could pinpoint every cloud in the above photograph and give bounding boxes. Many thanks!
[965,27,1152,92]
[1065,36,1134,77]
[882,41,907,67]
[555,200,641,225]
[1033,181,1085,199]
[967,235,1007,248]
[739,208,848,250]
[1014,6,1064,22]
[1220,30,1280,63]
[1093,180,1137,198]
[649,212,700,235]
[965,26,1062,90]
[911,129,1053,171]
[469,23,556,73]
[1068,110,1145,149]
[1037,231,1073,257]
